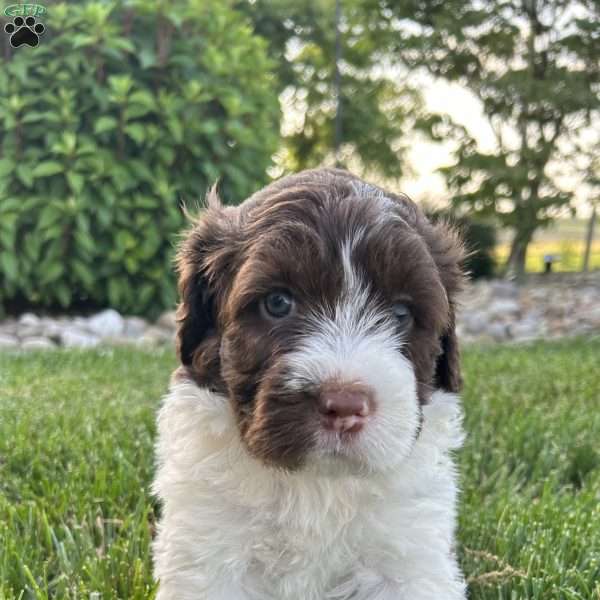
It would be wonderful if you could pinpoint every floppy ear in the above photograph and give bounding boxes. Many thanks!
[373,188,466,394]
[422,220,466,394]
[175,190,238,382]
[435,308,462,393]
[176,259,215,368]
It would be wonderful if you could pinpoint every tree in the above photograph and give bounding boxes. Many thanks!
[237,0,421,180]
[383,0,600,276]
[582,156,599,272]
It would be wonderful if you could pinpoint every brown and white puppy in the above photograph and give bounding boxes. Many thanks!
[153,168,467,600]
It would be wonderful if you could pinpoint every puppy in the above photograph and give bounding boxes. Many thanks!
[152,168,467,600]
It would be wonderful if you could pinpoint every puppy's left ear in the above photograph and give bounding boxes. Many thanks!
[423,220,466,394]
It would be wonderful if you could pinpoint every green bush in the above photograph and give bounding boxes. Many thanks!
[427,209,497,279]
[459,217,497,279]
[0,0,279,318]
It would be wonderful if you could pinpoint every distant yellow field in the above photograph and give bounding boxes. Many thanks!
[495,240,600,272]
[494,217,600,272]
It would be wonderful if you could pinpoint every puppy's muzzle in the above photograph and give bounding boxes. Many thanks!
[318,381,376,433]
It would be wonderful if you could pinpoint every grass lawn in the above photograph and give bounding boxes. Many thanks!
[1,340,599,599]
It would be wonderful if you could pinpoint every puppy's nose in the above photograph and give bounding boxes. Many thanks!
[318,382,374,433]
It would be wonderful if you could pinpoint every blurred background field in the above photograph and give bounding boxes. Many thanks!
[0,0,598,321]
[496,219,600,273]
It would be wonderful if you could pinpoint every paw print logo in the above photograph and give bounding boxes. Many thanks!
[4,15,45,48]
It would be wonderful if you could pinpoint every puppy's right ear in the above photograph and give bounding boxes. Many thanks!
[175,189,238,378]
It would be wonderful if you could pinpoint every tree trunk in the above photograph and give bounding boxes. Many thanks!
[504,227,535,280]
[582,204,597,272]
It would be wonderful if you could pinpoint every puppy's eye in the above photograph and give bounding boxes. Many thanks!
[392,302,412,326]
[261,290,294,319]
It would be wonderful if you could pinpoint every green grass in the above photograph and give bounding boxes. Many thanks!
[1,341,599,599]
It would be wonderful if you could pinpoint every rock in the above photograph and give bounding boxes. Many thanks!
[487,322,510,342]
[460,311,488,335]
[2,272,600,349]
[40,318,63,340]
[0,320,18,336]
[102,335,141,346]
[72,316,91,330]
[60,328,101,348]
[21,337,56,350]
[487,299,521,319]
[0,334,20,348]
[138,326,174,347]
[581,305,600,326]
[489,280,520,299]
[509,318,543,341]
[123,316,148,338]
[18,314,46,337]
[18,313,40,326]
[157,310,177,331]
[87,309,125,338]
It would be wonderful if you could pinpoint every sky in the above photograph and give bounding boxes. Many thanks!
[402,78,597,219]
[280,76,597,220]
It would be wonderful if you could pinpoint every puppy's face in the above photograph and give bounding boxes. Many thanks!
[176,170,464,472]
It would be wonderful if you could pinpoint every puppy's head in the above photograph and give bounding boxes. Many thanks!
[176,169,464,473]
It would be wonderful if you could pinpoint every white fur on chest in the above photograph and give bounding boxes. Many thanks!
[152,381,466,600]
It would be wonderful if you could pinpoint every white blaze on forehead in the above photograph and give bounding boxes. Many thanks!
[340,232,366,301]
[350,181,391,207]
[283,237,420,471]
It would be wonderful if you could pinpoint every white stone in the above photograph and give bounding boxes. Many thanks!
[487,322,510,341]
[123,316,148,338]
[18,312,40,326]
[138,326,174,347]
[87,309,125,338]
[487,299,521,319]
[460,312,488,335]
[41,318,63,339]
[60,328,101,348]
[0,334,20,348]
[489,280,520,299]
[21,337,56,350]
[581,305,600,325]
[19,325,46,338]
[509,318,543,341]
[0,321,18,336]
[72,316,91,330]
[157,310,177,331]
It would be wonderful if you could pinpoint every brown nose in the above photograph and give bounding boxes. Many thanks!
[318,382,375,433]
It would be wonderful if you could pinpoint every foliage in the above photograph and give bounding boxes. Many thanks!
[0,0,279,317]
[237,0,420,179]
[382,0,600,275]
[428,208,497,279]
[1,340,599,598]
[460,218,497,279]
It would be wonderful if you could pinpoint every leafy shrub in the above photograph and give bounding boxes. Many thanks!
[427,209,497,279]
[0,0,279,318]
